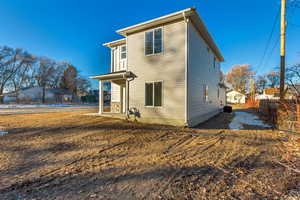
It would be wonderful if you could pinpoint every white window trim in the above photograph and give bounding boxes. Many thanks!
[145,80,164,107]
[144,27,164,56]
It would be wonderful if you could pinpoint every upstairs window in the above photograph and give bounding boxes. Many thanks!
[145,28,163,55]
[120,45,127,59]
[203,85,208,103]
[145,81,163,107]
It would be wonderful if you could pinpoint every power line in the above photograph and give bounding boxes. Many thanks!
[256,7,280,73]
[264,35,280,71]
[289,23,300,28]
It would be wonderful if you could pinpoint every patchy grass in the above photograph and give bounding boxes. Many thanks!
[0,110,298,199]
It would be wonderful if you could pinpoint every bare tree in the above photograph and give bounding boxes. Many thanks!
[0,46,32,103]
[76,77,91,96]
[286,63,300,96]
[59,63,78,99]
[0,45,88,104]
[266,71,280,88]
[7,52,36,102]
[226,64,253,94]
[255,75,268,94]
[34,57,58,103]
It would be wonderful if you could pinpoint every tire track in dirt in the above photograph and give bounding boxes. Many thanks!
[23,131,173,197]
[155,131,226,168]
[163,135,194,154]
[0,136,135,193]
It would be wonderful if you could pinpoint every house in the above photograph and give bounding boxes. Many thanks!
[226,90,246,104]
[256,88,280,100]
[3,87,73,103]
[91,8,225,127]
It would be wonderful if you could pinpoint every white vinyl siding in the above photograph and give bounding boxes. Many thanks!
[145,28,163,55]
[187,22,222,126]
[111,45,127,72]
[127,21,186,124]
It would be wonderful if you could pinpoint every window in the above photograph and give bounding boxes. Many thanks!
[120,45,126,59]
[145,81,163,106]
[214,57,216,69]
[203,85,208,103]
[145,28,163,55]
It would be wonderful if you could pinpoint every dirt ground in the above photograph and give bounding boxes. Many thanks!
[0,110,299,200]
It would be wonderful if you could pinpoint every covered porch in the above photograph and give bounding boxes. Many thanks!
[90,71,135,116]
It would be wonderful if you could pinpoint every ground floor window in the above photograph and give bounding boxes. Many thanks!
[145,81,162,107]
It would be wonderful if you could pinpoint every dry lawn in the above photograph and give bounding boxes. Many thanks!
[0,110,299,200]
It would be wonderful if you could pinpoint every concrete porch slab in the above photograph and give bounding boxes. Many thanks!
[83,113,126,120]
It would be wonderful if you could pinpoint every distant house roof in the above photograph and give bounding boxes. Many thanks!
[47,88,73,95]
[227,90,246,96]
[264,88,280,95]
[4,87,73,96]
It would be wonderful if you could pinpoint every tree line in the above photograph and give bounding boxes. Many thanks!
[0,45,91,103]
[225,62,300,95]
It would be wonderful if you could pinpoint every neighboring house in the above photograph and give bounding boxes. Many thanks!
[3,87,73,103]
[256,88,280,100]
[91,8,225,127]
[227,90,246,104]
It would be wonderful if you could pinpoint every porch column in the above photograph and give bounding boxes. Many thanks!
[99,80,103,114]
[120,85,124,114]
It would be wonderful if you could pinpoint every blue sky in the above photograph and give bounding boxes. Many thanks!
[0,0,299,88]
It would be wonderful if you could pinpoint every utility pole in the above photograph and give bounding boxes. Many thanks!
[280,0,286,100]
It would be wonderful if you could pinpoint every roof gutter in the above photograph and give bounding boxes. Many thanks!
[116,8,195,36]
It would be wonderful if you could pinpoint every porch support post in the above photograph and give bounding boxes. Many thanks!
[125,79,129,117]
[99,80,103,114]
[120,85,124,114]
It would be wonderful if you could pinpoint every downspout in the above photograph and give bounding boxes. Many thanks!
[183,11,190,126]
[125,76,135,118]
[124,33,132,118]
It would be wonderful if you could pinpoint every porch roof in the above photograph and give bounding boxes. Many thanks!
[90,71,135,81]
[103,38,126,48]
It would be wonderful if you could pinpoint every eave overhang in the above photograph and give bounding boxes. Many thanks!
[115,8,224,62]
[90,71,134,81]
[103,38,126,48]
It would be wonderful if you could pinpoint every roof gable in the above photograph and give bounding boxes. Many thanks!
[104,8,224,62]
